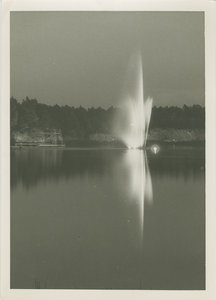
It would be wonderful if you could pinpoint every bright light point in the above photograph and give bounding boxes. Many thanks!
[151,144,160,154]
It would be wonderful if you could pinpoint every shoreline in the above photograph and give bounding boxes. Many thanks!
[11,140,205,149]
[11,128,205,148]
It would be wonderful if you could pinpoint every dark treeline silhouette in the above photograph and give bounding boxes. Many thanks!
[10,97,205,139]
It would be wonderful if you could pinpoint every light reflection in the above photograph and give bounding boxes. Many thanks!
[151,144,160,154]
[123,150,153,238]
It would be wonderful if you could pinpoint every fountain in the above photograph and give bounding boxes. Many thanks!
[113,52,154,239]
[115,52,153,149]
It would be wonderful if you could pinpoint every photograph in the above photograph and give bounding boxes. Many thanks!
[1,1,215,300]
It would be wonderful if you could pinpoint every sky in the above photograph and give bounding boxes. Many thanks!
[10,11,205,108]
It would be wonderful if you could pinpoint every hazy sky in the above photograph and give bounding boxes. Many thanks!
[10,11,205,108]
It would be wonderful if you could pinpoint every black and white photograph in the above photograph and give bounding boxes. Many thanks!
[1,1,215,300]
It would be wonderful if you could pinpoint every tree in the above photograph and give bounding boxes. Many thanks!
[19,97,39,130]
[10,97,18,129]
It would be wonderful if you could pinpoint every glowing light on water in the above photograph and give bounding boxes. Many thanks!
[122,150,153,237]
[151,144,160,154]
[113,52,154,241]
[114,52,153,149]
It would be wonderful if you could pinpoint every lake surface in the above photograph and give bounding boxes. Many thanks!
[11,146,205,290]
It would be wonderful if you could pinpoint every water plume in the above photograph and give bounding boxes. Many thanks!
[114,52,153,149]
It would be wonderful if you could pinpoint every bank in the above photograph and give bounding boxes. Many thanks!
[11,128,205,148]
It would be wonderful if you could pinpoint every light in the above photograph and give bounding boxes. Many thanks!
[151,144,160,154]
[113,53,153,149]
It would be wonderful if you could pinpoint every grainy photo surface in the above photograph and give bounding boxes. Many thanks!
[10,11,205,290]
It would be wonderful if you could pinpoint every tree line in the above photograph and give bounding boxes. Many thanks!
[10,97,205,139]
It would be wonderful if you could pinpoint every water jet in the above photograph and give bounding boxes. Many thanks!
[114,52,153,149]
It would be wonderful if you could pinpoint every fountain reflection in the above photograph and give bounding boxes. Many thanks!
[122,150,153,238]
[114,51,153,240]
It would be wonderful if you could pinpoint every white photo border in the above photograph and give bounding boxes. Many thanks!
[1,1,215,300]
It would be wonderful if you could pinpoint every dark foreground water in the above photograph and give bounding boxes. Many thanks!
[11,146,205,290]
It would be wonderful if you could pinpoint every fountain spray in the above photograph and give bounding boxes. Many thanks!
[115,52,153,149]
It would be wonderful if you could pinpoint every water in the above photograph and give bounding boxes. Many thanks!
[10,146,205,290]
[114,52,153,149]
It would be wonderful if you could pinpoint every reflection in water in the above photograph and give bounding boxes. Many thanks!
[11,148,153,240]
[11,148,153,239]
[122,150,153,237]
[11,147,205,290]
[148,147,205,181]
[11,147,205,190]
[11,148,116,189]
[11,148,63,189]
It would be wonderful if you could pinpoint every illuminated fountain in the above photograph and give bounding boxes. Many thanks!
[114,52,154,240]
[115,52,153,149]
